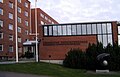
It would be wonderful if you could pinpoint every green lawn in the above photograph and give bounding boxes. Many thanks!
[0,62,120,77]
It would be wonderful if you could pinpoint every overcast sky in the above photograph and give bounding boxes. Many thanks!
[29,0,120,23]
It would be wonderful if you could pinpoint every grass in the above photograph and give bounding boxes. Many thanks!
[0,62,120,77]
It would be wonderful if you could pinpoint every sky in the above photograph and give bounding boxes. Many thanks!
[29,0,120,23]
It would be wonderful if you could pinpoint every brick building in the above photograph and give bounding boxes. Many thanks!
[0,0,30,59]
[41,21,119,63]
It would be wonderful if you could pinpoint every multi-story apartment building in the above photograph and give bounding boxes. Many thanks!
[0,0,30,59]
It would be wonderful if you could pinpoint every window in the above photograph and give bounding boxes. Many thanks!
[25,2,28,8]
[9,24,13,30]
[72,25,77,35]
[9,45,13,52]
[45,16,48,20]
[9,2,13,8]
[62,25,67,35]
[67,25,71,35]
[44,26,48,36]
[40,13,44,18]
[0,20,3,27]
[87,24,92,34]
[25,21,28,26]
[18,0,21,3]
[77,25,82,35]
[49,19,51,23]
[58,26,62,35]
[25,30,28,35]
[18,7,21,13]
[0,0,3,3]
[82,24,86,35]
[0,32,3,39]
[0,8,3,15]
[18,27,21,33]
[41,21,44,25]
[0,44,3,51]
[18,37,21,43]
[103,35,107,46]
[18,17,21,23]
[9,34,13,41]
[118,35,120,45]
[97,24,102,34]
[92,24,97,34]
[25,11,28,17]
[108,35,113,45]
[49,26,52,36]
[98,35,102,43]
[102,23,107,34]
[53,26,57,36]
[107,23,112,33]
[9,13,13,19]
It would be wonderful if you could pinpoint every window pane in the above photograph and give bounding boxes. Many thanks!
[9,24,13,30]
[98,35,102,43]
[72,25,76,35]
[87,24,92,34]
[118,35,120,45]
[49,26,52,36]
[102,23,107,34]
[118,26,120,34]
[0,20,3,27]
[103,35,107,47]
[77,25,81,35]
[92,24,97,34]
[0,8,3,15]
[82,24,86,35]
[62,25,67,35]
[53,26,57,36]
[0,44,3,51]
[44,26,48,36]
[58,26,62,35]
[97,24,102,34]
[67,25,71,35]
[107,23,112,33]
[108,35,113,45]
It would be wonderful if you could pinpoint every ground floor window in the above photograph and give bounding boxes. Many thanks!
[0,44,3,51]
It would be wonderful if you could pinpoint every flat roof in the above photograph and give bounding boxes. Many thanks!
[43,21,117,26]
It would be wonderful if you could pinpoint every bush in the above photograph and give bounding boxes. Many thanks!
[63,42,120,71]
[63,48,86,69]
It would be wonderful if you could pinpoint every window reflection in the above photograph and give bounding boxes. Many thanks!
[97,24,102,34]
[62,25,67,35]
[72,25,77,35]
[107,23,112,33]
[87,24,92,34]
[67,25,71,35]
[102,23,107,34]
[77,25,81,35]
[58,26,62,35]
[108,35,113,45]
[44,26,48,36]
[53,26,57,36]
[82,24,86,35]
[92,24,97,34]
[103,35,107,46]
[49,26,52,36]
[98,35,102,43]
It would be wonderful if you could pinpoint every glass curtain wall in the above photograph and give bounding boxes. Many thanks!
[43,22,113,46]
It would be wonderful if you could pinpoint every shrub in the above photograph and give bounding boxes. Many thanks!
[63,48,86,69]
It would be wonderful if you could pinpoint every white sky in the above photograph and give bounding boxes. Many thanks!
[29,0,120,23]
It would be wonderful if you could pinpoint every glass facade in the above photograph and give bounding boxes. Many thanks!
[43,22,113,46]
